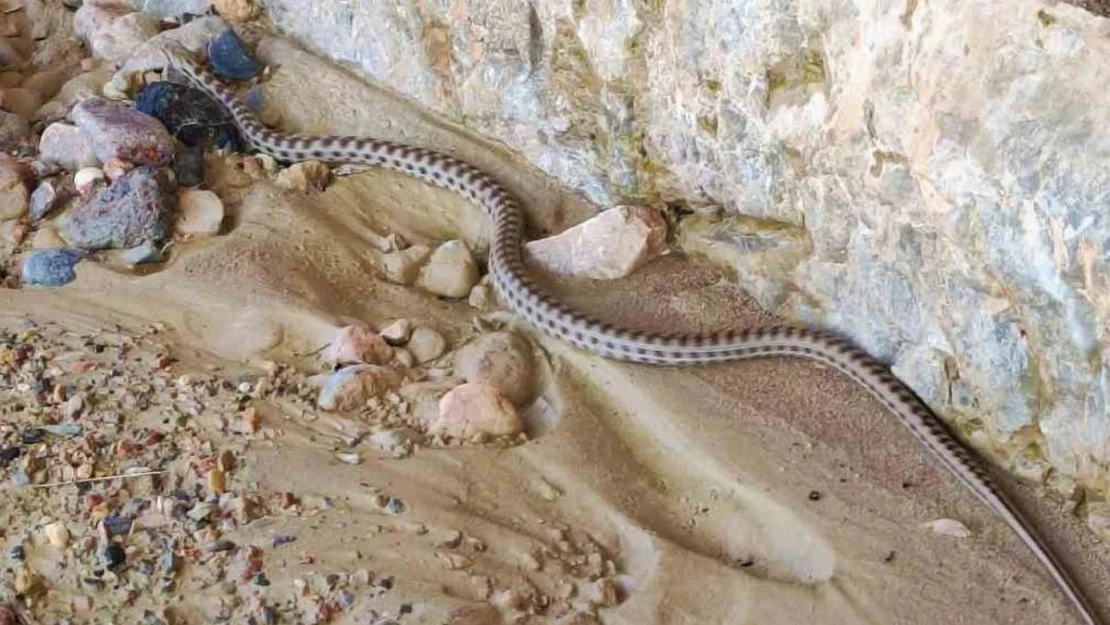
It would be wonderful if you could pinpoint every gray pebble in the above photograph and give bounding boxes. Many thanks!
[20,248,84,286]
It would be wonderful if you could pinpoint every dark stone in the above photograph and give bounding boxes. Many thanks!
[207,27,261,81]
[172,144,205,187]
[101,543,126,569]
[8,545,24,562]
[61,166,176,251]
[20,249,84,286]
[133,82,239,152]
[20,428,45,445]
[0,447,19,465]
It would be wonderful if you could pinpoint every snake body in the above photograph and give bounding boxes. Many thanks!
[164,48,1101,625]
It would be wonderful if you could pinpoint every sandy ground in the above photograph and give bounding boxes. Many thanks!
[3,35,1109,625]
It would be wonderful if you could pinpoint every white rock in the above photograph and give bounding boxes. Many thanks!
[381,244,431,285]
[89,12,161,65]
[369,427,424,451]
[468,283,493,310]
[379,318,413,345]
[922,518,971,538]
[432,382,523,439]
[525,205,667,280]
[74,167,106,194]
[407,326,447,364]
[416,239,480,298]
[40,123,100,171]
[175,188,224,236]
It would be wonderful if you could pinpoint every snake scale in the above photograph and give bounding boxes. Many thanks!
[162,46,1101,625]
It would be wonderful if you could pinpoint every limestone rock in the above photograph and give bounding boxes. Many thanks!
[525,205,668,280]
[258,0,1110,497]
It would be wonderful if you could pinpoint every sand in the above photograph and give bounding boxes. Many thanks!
[2,35,1108,625]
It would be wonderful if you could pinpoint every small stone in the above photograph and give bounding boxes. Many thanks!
[213,0,260,21]
[89,12,160,65]
[392,347,415,368]
[207,27,260,81]
[175,188,224,236]
[208,468,227,494]
[335,452,361,465]
[61,165,176,250]
[133,82,239,151]
[121,241,162,264]
[0,88,43,118]
[30,179,72,221]
[381,244,431,285]
[416,240,480,298]
[325,325,393,367]
[379,319,413,345]
[317,365,404,412]
[922,518,971,538]
[455,332,537,405]
[0,111,29,152]
[14,568,44,596]
[173,145,205,187]
[432,382,524,439]
[44,521,70,548]
[468,284,493,310]
[21,248,84,286]
[63,393,85,418]
[408,326,447,364]
[75,167,106,194]
[217,450,236,473]
[276,161,330,192]
[241,407,261,433]
[525,205,668,280]
[38,123,100,171]
[72,97,176,167]
[101,542,126,569]
[0,158,30,220]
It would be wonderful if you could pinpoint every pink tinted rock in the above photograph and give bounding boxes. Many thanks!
[525,205,668,280]
[317,365,403,412]
[71,97,175,167]
[432,382,524,439]
[325,325,393,367]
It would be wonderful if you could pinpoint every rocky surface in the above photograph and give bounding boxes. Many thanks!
[260,0,1110,493]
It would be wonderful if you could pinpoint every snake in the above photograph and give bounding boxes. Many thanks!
[160,45,1102,625]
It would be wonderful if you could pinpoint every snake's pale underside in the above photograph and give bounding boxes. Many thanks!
[161,45,1102,625]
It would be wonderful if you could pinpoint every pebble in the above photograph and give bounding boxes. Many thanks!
[214,0,260,21]
[89,12,161,65]
[44,521,70,548]
[379,319,413,346]
[61,165,176,250]
[71,97,176,167]
[74,167,106,194]
[435,551,472,570]
[525,205,668,280]
[416,240,480,298]
[276,161,330,192]
[38,123,100,171]
[0,111,29,151]
[173,144,205,187]
[101,542,126,569]
[432,382,524,439]
[121,241,162,264]
[381,244,431,285]
[316,365,403,412]
[922,518,971,538]
[208,468,227,494]
[30,179,72,221]
[133,81,240,151]
[407,326,447,363]
[324,325,393,367]
[335,452,361,465]
[102,157,134,181]
[207,27,260,81]
[21,248,84,286]
[392,347,416,368]
[175,188,224,236]
[468,283,493,310]
[0,158,30,220]
[455,331,537,405]
[0,87,43,118]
